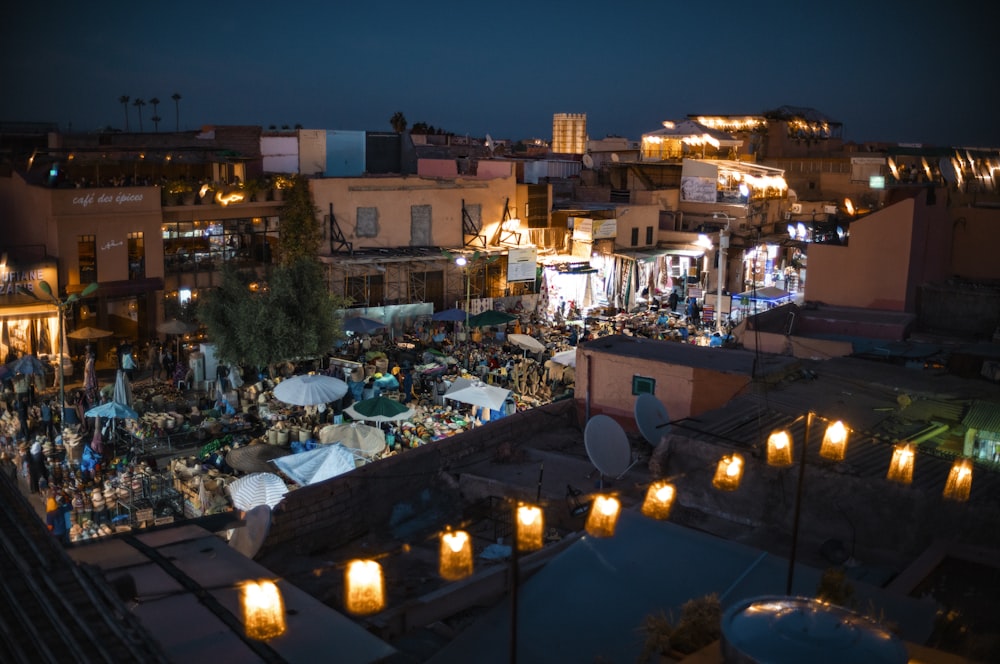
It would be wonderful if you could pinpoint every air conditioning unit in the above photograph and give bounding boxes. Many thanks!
[790,203,802,214]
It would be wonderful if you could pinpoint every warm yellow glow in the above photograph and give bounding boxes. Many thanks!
[712,453,743,491]
[887,157,899,179]
[502,217,521,231]
[439,530,474,580]
[767,430,794,467]
[641,481,676,520]
[585,495,621,538]
[942,458,973,502]
[516,503,544,552]
[345,559,385,616]
[886,443,915,485]
[199,184,211,198]
[242,580,286,640]
[661,121,675,129]
[820,421,849,461]
[216,189,246,206]
[921,156,932,179]
[844,198,856,216]
[682,133,721,149]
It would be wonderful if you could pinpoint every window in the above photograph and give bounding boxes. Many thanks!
[632,375,655,395]
[127,232,145,280]
[630,227,639,246]
[411,205,432,246]
[161,217,275,273]
[465,203,482,232]
[646,226,654,245]
[78,235,96,283]
[345,274,384,306]
[357,207,379,238]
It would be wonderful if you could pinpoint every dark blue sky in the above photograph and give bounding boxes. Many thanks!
[2,1,994,147]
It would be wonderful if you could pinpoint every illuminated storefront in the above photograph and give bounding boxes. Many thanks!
[0,259,62,361]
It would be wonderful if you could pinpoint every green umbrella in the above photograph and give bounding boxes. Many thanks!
[468,310,517,327]
[344,396,415,423]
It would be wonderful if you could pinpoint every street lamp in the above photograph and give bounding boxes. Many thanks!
[455,256,472,370]
[712,213,733,333]
[20,280,99,431]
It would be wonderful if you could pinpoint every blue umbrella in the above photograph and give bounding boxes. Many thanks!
[84,401,138,420]
[7,354,46,376]
[343,317,386,334]
[432,308,469,322]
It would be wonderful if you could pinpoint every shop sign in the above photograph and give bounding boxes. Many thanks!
[507,246,537,283]
[51,187,158,215]
[0,261,58,299]
[571,217,617,241]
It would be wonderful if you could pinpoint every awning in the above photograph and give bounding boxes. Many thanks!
[612,249,668,263]
[68,277,164,298]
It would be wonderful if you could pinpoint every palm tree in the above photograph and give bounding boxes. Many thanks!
[133,98,146,132]
[118,95,130,131]
[390,111,407,134]
[149,97,160,131]
[171,92,182,131]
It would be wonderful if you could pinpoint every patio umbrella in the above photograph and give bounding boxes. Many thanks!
[227,472,289,511]
[550,349,577,367]
[468,310,517,327]
[445,377,511,412]
[318,422,387,458]
[113,370,134,409]
[343,317,387,335]
[67,326,114,340]
[156,319,195,335]
[83,355,98,402]
[432,308,469,322]
[273,374,349,406]
[344,396,415,423]
[508,333,546,354]
[7,354,46,376]
[271,444,358,487]
[84,400,139,421]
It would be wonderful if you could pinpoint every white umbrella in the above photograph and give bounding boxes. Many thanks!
[318,423,387,458]
[551,349,577,367]
[156,319,195,335]
[508,333,546,354]
[445,378,511,412]
[67,326,114,340]
[273,374,349,406]
[271,444,358,486]
[227,472,289,511]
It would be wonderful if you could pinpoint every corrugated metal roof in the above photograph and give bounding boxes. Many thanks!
[962,399,1000,433]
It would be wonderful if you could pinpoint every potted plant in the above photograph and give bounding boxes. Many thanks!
[246,178,269,202]
[165,180,194,205]
[271,174,293,201]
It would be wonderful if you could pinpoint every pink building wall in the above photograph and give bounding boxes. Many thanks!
[950,206,1000,281]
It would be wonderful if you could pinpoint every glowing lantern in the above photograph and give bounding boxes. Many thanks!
[241,580,285,640]
[886,443,915,485]
[942,458,973,502]
[439,530,473,581]
[641,481,676,520]
[516,503,544,552]
[344,559,385,616]
[712,453,744,491]
[767,430,794,467]
[585,495,621,537]
[819,421,849,461]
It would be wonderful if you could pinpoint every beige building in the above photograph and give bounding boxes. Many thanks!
[552,113,587,155]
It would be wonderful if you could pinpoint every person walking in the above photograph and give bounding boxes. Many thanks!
[27,439,48,494]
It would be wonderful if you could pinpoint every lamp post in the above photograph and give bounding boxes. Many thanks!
[20,280,99,430]
[712,213,733,333]
[455,256,471,370]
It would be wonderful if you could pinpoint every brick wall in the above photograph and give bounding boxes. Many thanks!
[258,400,578,556]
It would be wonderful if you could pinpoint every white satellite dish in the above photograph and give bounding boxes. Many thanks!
[939,157,957,185]
[584,415,631,481]
[485,133,495,154]
[582,153,594,169]
[610,153,620,162]
[634,394,670,446]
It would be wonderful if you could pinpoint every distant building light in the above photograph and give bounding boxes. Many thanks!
[870,175,885,189]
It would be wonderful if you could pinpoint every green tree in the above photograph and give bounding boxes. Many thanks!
[277,174,321,266]
[390,111,407,133]
[118,95,130,131]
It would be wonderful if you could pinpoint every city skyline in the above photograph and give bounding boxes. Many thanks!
[1,1,995,147]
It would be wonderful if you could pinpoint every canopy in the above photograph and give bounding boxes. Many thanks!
[318,423,387,458]
[550,349,577,367]
[271,444,358,486]
[343,317,386,334]
[84,401,138,420]
[508,334,545,354]
[227,472,289,510]
[468,310,517,327]
[273,374,349,406]
[344,396,415,423]
[445,378,511,411]
[432,308,469,322]
[156,319,195,335]
[67,326,114,340]
[7,354,46,376]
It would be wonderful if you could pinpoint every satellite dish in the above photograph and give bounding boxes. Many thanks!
[634,394,670,446]
[610,153,620,162]
[585,415,631,480]
[228,505,272,559]
[582,153,594,169]
[939,157,957,185]
[485,133,495,154]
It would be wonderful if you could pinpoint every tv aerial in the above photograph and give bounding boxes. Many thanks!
[634,394,670,446]
[584,414,635,487]
[582,153,594,169]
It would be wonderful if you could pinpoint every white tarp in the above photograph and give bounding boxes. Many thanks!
[271,444,358,486]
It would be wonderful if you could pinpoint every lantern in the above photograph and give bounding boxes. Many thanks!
[886,443,915,485]
[241,580,285,640]
[344,559,385,616]
[516,503,544,552]
[712,453,744,491]
[585,495,621,537]
[819,420,849,461]
[641,481,676,520]
[766,430,793,467]
[942,458,973,502]
[439,530,473,581]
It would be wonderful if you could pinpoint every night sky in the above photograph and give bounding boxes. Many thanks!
[2,1,994,147]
